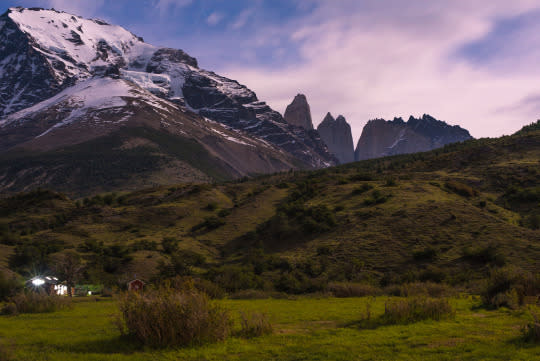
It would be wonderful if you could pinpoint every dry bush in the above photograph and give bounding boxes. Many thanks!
[0,339,15,361]
[383,297,454,325]
[395,282,452,298]
[328,282,381,298]
[238,312,273,338]
[168,276,225,299]
[481,267,540,309]
[229,289,289,300]
[116,288,231,348]
[2,292,71,314]
[522,310,540,343]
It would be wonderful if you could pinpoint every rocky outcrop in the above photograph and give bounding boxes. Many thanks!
[355,114,472,161]
[283,94,314,130]
[317,113,355,164]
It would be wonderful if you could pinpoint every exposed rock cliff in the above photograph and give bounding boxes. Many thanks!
[354,114,472,161]
[284,94,314,130]
[317,113,355,164]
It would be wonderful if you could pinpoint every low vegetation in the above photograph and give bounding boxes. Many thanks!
[2,292,71,315]
[116,288,231,348]
[522,310,540,343]
[238,311,273,338]
[481,267,540,309]
[381,297,455,325]
[1,296,538,360]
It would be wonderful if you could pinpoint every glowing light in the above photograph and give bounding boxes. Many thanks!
[32,278,45,286]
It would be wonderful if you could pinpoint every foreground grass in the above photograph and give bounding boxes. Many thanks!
[0,296,538,360]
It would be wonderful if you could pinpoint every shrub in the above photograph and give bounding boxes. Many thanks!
[4,292,72,314]
[168,276,225,299]
[445,181,478,197]
[0,339,15,361]
[328,282,381,297]
[116,288,231,348]
[204,202,218,211]
[383,297,454,325]
[191,216,225,232]
[522,310,540,343]
[217,209,231,218]
[481,267,540,309]
[0,272,22,302]
[238,312,273,338]
[363,190,391,206]
[351,184,373,195]
[229,290,289,300]
[463,244,506,266]
[161,237,179,254]
[413,247,438,261]
[394,282,452,298]
[385,178,397,187]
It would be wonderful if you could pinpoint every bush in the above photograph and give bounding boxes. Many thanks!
[363,190,391,206]
[445,181,478,197]
[383,297,454,324]
[391,282,452,298]
[413,247,438,261]
[238,312,273,338]
[351,184,373,195]
[481,267,540,309]
[116,288,231,348]
[228,290,289,300]
[462,244,506,266]
[3,292,72,314]
[522,310,540,343]
[0,339,14,361]
[328,282,381,297]
[191,216,225,232]
[0,272,22,302]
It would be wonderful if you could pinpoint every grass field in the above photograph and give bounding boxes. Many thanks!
[0,296,538,360]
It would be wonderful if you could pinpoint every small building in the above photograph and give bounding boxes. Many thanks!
[27,276,71,296]
[127,279,145,292]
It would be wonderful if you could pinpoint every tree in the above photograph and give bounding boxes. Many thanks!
[50,251,84,297]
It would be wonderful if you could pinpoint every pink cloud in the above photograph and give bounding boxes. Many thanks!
[218,1,540,142]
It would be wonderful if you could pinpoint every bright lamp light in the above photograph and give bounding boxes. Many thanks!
[32,278,45,286]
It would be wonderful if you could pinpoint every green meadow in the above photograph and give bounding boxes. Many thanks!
[0,296,538,361]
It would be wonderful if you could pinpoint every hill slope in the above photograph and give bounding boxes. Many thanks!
[1,123,539,291]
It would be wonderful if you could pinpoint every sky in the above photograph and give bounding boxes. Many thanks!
[2,0,540,142]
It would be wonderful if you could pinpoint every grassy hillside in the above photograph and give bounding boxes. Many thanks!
[0,122,539,290]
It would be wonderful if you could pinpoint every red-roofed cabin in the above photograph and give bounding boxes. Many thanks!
[127,279,145,292]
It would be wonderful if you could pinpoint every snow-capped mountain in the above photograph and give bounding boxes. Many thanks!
[0,7,336,194]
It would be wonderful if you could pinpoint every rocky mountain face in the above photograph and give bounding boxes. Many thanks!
[283,94,313,130]
[0,7,336,194]
[354,114,472,161]
[317,113,355,164]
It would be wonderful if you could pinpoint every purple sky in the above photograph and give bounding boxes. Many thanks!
[3,0,540,141]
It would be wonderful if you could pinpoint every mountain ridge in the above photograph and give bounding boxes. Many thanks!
[0,7,337,195]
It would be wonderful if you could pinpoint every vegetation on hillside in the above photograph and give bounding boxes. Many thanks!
[0,124,539,296]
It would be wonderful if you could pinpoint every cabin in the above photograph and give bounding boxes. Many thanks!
[127,279,145,292]
[26,276,70,296]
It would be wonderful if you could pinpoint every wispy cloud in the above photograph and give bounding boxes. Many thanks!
[206,11,224,26]
[154,0,192,17]
[218,0,540,140]
[231,8,253,29]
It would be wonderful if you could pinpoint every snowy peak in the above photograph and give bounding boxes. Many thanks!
[0,7,336,169]
[5,7,167,81]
